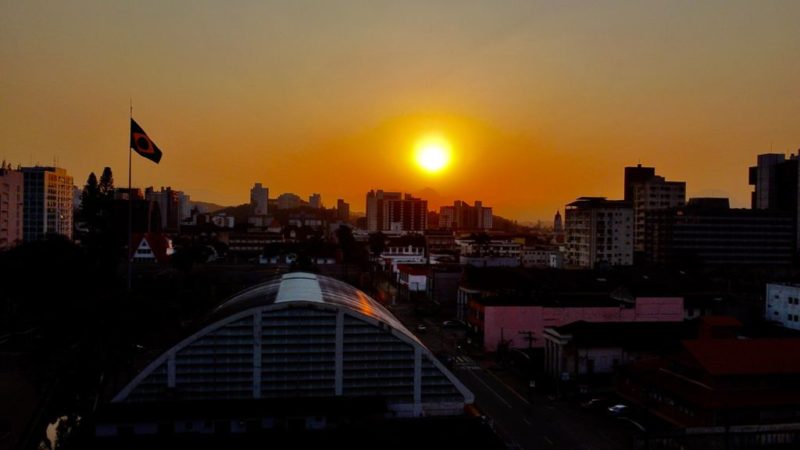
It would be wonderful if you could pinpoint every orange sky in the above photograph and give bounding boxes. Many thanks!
[2,1,799,221]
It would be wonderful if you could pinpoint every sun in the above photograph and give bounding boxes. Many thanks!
[414,135,452,174]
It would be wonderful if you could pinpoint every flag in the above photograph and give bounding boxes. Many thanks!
[130,118,163,164]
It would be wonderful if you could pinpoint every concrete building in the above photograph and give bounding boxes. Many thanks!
[749,152,800,251]
[765,283,800,330]
[309,193,322,209]
[467,295,683,352]
[366,190,427,232]
[250,183,269,216]
[565,197,633,268]
[628,168,686,252]
[145,186,186,232]
[645,198,795,266]
[108,273,473,419]
[522,245,563,269]
[336,199,350,222]
[21,166,74,241]
[0,167,24,249]
[439,200,492,230]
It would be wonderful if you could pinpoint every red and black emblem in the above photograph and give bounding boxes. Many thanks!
[130,119,163,164]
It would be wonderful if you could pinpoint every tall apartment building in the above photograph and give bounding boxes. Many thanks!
[145,186,187,232]
[309,193,322,209]
[336,198,350,222]
[365,190,427,232]
[0,167,24,249]
[565,197,633,268]
[250,183,269,215]
[439,200,492,230]
[749,152,800,250]
[623,165,686,252]
[21,166,74,241]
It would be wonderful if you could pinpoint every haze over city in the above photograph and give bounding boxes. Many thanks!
[3,0,799,221]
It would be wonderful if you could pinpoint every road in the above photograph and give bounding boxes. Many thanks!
[392,307,635,450]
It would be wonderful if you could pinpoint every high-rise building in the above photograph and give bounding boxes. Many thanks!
[0,167,24,249]
[438,200,492,230]
[145,186,185,232]
[384,194,427,232]
[336,198,349,222]
[628,169,686,252]
[250,183,269,215]
[624,164,656,202]
[553,211,563,233]
[749,152,800,250]
[21,166,74,241]
[366,190,401,232]
[565,197,633,268]
[309,193,322,209]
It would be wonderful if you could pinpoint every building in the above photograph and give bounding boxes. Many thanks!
[467,294,683,352]
[438,200,492,231]
[0,167,23,249]
[766,283,800,330]
[277,192,303,210]
[336,198,349,222]
[522,241,563,268]
[366,190,427,232]
[398,264,428,292]
[645,198,795,266]
[544,320,689,388]
[250,183,269,216]
[309,193,322,209]
[624,164,656,203]
[457,236,522,267]
[21,166,74,241]
[565,197,633,268]
[749,152,800,251]
[105,273,474,424]
[618,336,800,427]
[145,186,186,232]
[626,165,686,252]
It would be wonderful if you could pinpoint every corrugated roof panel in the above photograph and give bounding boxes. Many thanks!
[276,273,323,303]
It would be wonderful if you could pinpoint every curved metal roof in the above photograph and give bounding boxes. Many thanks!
[213,272,419,343]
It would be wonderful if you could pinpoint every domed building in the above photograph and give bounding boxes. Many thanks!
[98,273,475,441]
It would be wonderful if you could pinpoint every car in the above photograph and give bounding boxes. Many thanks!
[442,319,466,329]
[581,398,607,410]
[607,404,629,416]
[416,324,427,332]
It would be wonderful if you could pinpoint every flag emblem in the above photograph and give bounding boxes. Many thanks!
[130,119,163,163]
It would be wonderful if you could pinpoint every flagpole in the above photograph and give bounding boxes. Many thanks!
[127,101,133,293]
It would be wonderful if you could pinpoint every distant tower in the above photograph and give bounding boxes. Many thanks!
[309,193,322,209]
[553,211,563,233]
[250,183,268,215]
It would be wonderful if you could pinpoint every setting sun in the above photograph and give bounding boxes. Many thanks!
[414,135,452,174]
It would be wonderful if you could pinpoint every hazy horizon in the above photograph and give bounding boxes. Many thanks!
[3,1,799,221]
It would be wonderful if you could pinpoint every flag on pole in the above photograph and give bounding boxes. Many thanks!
[130,118,163,164]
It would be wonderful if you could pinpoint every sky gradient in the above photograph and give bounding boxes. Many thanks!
[2,1,799,221]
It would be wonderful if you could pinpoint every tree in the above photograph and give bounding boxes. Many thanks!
[98,166,114,198]
[79,172,99,222]
[368,231,386,258]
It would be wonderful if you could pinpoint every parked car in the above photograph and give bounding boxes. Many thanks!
[607,404,629,416]
[581,398,608,410]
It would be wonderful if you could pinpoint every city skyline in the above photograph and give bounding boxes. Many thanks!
[3,1,800,221]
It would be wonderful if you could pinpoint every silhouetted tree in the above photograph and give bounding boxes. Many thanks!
[98,166,114,198]
[79,172,99,223]
[368,231,386,259]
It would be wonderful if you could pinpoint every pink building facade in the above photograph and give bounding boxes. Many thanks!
[472,297,684,351]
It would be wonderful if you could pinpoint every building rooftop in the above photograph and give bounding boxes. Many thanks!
[682,338,800,376]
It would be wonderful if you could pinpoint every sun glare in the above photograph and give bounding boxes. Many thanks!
[414,135,452,174]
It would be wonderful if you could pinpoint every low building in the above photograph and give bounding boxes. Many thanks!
[522,245,563,268]
[468,294,684,352]
[766,283,800,330]
[618,337,800,427]
[543,320,689,388]
[398,264,428,292]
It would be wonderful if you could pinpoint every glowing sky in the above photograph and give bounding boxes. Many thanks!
[2,1,799,221]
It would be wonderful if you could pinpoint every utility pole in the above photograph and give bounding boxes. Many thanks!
[519,330,536,348]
